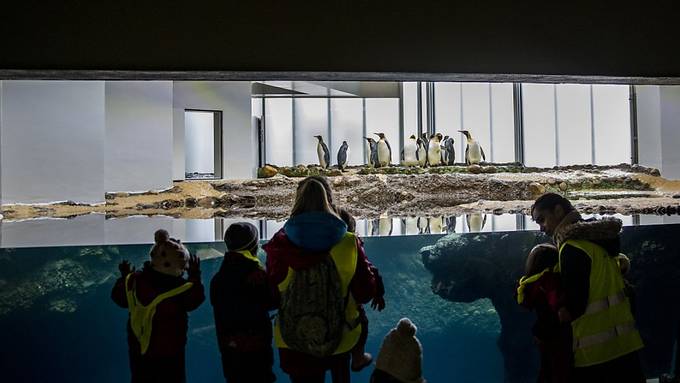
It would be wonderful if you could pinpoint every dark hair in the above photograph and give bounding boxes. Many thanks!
[531,193,575,215]
[337,207,356,233]
[525,244,559,275]
[299,176,333,205]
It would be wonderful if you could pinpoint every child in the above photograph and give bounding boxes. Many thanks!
[337,207,386,372]
[516,243,571,383]
[210,222,276,383]
[111,229,205,383]
[371,318,426,383]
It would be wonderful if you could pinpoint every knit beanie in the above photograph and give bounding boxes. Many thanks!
[150,229,189,277]
[224,222,259,252]
[375,318,426,383]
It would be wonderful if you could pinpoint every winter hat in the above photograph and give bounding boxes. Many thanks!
[224,222,259,252]
[150,229,189,277]
[375,318,426,383]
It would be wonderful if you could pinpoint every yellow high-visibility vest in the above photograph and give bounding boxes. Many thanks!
[558,239,644,367]
[125,273,193,355]
[273,232,362,355]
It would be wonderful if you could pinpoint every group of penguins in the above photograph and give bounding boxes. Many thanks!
[315,130,486,170]
[367,213,489,236]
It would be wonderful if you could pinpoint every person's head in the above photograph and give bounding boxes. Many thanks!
[525,243,559,276]
[224,222,259,254]
[150,229,189,277]
[531,193,575,236]
[301,175,334,205]
[337,207,356,233]
[291,177,338,217]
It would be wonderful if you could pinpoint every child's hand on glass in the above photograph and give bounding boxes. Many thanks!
[118,260,135,277]
[371,296,386,311]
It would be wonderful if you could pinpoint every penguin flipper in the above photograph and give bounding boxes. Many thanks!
[482,214,488,230]
[465,146,470,165]
[322,143,331,168]
[481,146,486,162]
[401,148,404,161]
[386,140,392,165]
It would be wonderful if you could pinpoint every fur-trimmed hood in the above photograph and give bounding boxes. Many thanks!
[553,211,622,255]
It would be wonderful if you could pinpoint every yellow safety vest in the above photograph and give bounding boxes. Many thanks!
[558,239,644,367]
[273,232,362,355]
[125,273,193,355]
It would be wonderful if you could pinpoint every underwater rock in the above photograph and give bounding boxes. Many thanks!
[421,232,542,383]
[48,298,77,313]
[257,165,278,178]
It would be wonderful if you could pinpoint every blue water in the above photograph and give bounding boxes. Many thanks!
[1,225,679,382]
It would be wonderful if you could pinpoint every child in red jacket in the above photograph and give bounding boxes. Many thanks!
[516,243,572,383]
[112,230,205,383]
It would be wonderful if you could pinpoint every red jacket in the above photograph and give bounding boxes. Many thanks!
[518,271,564,341]
[111,262,205,357]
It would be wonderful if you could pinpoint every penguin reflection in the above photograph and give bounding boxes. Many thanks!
[445,216,457,233]
[402,217,420,235]
[465,213,488,232]
[369,216,393,236]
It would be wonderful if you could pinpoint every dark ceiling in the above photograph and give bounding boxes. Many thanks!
[1,1,679,82]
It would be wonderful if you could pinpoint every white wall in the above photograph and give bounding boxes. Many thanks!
[105,81,174,192]
[659,87,680,179]
[184,111,216,174]
[636,86,662,171]
[173,82,256,180]
[1,81,105,204]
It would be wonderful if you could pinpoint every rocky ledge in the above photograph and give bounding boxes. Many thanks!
[2,164,679,221]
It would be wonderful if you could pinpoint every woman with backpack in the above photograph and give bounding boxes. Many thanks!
[263,177,377,383]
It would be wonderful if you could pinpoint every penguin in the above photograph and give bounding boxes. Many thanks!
[374,132,392,167]
[403,216,420,235]
[444,136,456,165]
[337,140,349,171]
[378,214,393,236]
[364,137,379,168]
[427,133,443,167]
[445,216,457,233]
[440,135,450,164]
[420,132,430,151]
[466,213,488,232]
[429,216,444,234]
[417,216,428,234]
[370,218,380,236]
[314,135,330,169]
[459,130,486,165]
[401,134,419,166]
[416,138,427,167]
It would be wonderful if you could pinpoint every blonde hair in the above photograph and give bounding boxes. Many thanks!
[291,178,338,217]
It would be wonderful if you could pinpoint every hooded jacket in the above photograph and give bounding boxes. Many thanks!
[518,271,564,341]
[552,212,623,320]
[111,261,205,357]
[263,211,377,374]
[264,211,377,305]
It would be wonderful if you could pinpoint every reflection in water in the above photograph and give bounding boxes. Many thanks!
[0,225,679,382]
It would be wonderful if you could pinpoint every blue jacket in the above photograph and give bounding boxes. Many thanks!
[283,211,348,252]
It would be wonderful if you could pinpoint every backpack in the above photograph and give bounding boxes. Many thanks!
[278,255,346,357]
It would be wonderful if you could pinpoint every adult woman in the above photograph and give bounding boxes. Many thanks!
[263,177,376,383]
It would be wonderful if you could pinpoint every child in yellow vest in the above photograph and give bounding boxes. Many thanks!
[111,229,205,383]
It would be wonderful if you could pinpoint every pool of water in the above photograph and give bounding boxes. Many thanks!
[1,225,679,382]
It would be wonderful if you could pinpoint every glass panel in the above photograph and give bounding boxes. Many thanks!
[185,111,215,175]
[251,97,262,118]
[264,98,293,166]
[491,214,518,232]
[330,98,364,166]
[462,83,491,164]
[522,83,557,167]
[556,84,591,165]
[365,98,400,165]
[294,98,329,166]
[592,85,631,165]
[434,82,463,162]
[402,82,419,143]
[490,83,515,163]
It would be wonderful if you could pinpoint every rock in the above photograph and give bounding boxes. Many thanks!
[591,178,601,185]
[527,182,545,196]
[160,199,182,209]
[649,168,661,177]
[257,165,278,178]
[547,178,557,185]
[673,194,680,199]
[482,166,497,173]
[185,198,198,208]
[197,197,217,208]
[104,193,116,200]
[468,164,483,174]
[558,182,568,191]
[325,169,342,177]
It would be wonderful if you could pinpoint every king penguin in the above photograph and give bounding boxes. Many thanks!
[416,138,427,167]
[427,133,443,167]
[466,213,487,232]
[364,137,379,168]
[315,135,330,169]
[459,130,486,165]
[374,132,392,167]
[444,136,456,165]
[401,135,419,166]
[337,141,349,171]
